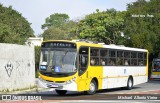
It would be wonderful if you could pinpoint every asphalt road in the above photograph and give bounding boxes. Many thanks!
[29,80,160,100]
[1,80,160,102]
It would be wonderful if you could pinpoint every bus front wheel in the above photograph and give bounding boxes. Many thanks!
[85,80,97,95]
[55,90,67,95]
[126,77,133,90]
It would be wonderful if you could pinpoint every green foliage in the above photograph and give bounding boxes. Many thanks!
[124,0,160,54]
[43,27,67,40]
[41,13,69,30]
[76,9,125,44]
[35,46,41,69]
[35,46,41,78]
[0,4,34,44]
[42,13,78,40]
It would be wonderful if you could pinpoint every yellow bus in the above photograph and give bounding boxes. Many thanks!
[150,58,160,79]
[38,40,148,95]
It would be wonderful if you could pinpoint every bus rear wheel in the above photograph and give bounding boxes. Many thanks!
[126,77,133,90]
[85,80,97,95]
[55,90,67,95]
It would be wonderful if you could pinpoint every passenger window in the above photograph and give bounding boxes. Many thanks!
[110,50,116,57]
[131,52,137,58]
[131,59,137,66]
[124,51,130,58]
[91,49,99,56]
[100,50,108,57]
[100,58,107,65]
[109,58,116,66]
[143,53,147,66]
[124,51,130,65]
[100,49,108,66]
[117,51,123,65]
[138,53,143,58]
[90,48,100,66]
[124,59,129,66]
[138,52,144,66]
[109,50,116,66]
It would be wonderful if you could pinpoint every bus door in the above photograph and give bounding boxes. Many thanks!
[78,47,89,91]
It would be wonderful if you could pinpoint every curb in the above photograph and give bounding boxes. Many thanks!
[0,87,48,94]
[0,79,49,94]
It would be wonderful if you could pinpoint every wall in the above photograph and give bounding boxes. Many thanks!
[26,37,43,46]
[0,43,35,91]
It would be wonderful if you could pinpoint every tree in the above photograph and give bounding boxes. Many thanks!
[124,0,160,76]
[76,9,125,44]
[42,13,78,40]
[41,13,69,30]
[42,27,68,40]
[0,4,34,44]
[124,0,160,54]
[35,46,41,78]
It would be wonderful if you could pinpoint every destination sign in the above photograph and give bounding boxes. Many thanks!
[41,42,76,48]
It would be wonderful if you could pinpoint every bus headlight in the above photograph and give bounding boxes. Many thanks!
[40,65,47,70]
[65,77,76,84]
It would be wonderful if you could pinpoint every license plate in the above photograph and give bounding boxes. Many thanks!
[47,84,58,88]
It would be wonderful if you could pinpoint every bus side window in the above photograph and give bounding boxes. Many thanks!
[90,48,100,66]
[101,59,105,65]
[124,59,129,66]
[109,59,116,66]
[90,58,95,65]
[117,51,123,66]
[100,49,108,66]
[124,51,130,66]
[79,47,88,75]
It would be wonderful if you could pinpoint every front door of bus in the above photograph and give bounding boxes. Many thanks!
[78,47,89,91]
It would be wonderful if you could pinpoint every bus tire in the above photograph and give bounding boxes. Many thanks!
[55,90,67,95]
[126,77,133,90]
[85,80,97,95]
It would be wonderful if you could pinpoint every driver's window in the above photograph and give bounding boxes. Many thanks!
[79,47,88,76]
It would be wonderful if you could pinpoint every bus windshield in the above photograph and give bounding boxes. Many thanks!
[152,60,160,72]
[40,49,77,77]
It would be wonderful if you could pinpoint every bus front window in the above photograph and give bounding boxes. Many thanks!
[153,61,160,72]
[41,50,48,65]
[40,49,77,77]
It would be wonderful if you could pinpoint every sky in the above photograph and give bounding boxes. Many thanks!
[0,0,136,36]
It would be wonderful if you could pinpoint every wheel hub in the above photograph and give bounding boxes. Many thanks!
[90,82,95,92]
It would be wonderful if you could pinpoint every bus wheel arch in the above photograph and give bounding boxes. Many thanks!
[85,78,98,95]
[126,75,133,90]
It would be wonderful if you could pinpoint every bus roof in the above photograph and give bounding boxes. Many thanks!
[42,40,148,52]
[103,44,147,52]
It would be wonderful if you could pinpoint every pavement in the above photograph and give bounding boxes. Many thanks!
[0,78,49,94]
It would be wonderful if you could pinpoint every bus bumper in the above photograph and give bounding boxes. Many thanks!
[150,75,160,79]
[37,77,77,91]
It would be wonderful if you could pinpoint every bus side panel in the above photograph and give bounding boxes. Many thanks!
[133,66,148,85]
[133,76,148,85]
[102,66,148,89]
[87,66,103,90]
[77,71,88,91]
[102,66,120,89]
[77,66,103,91]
